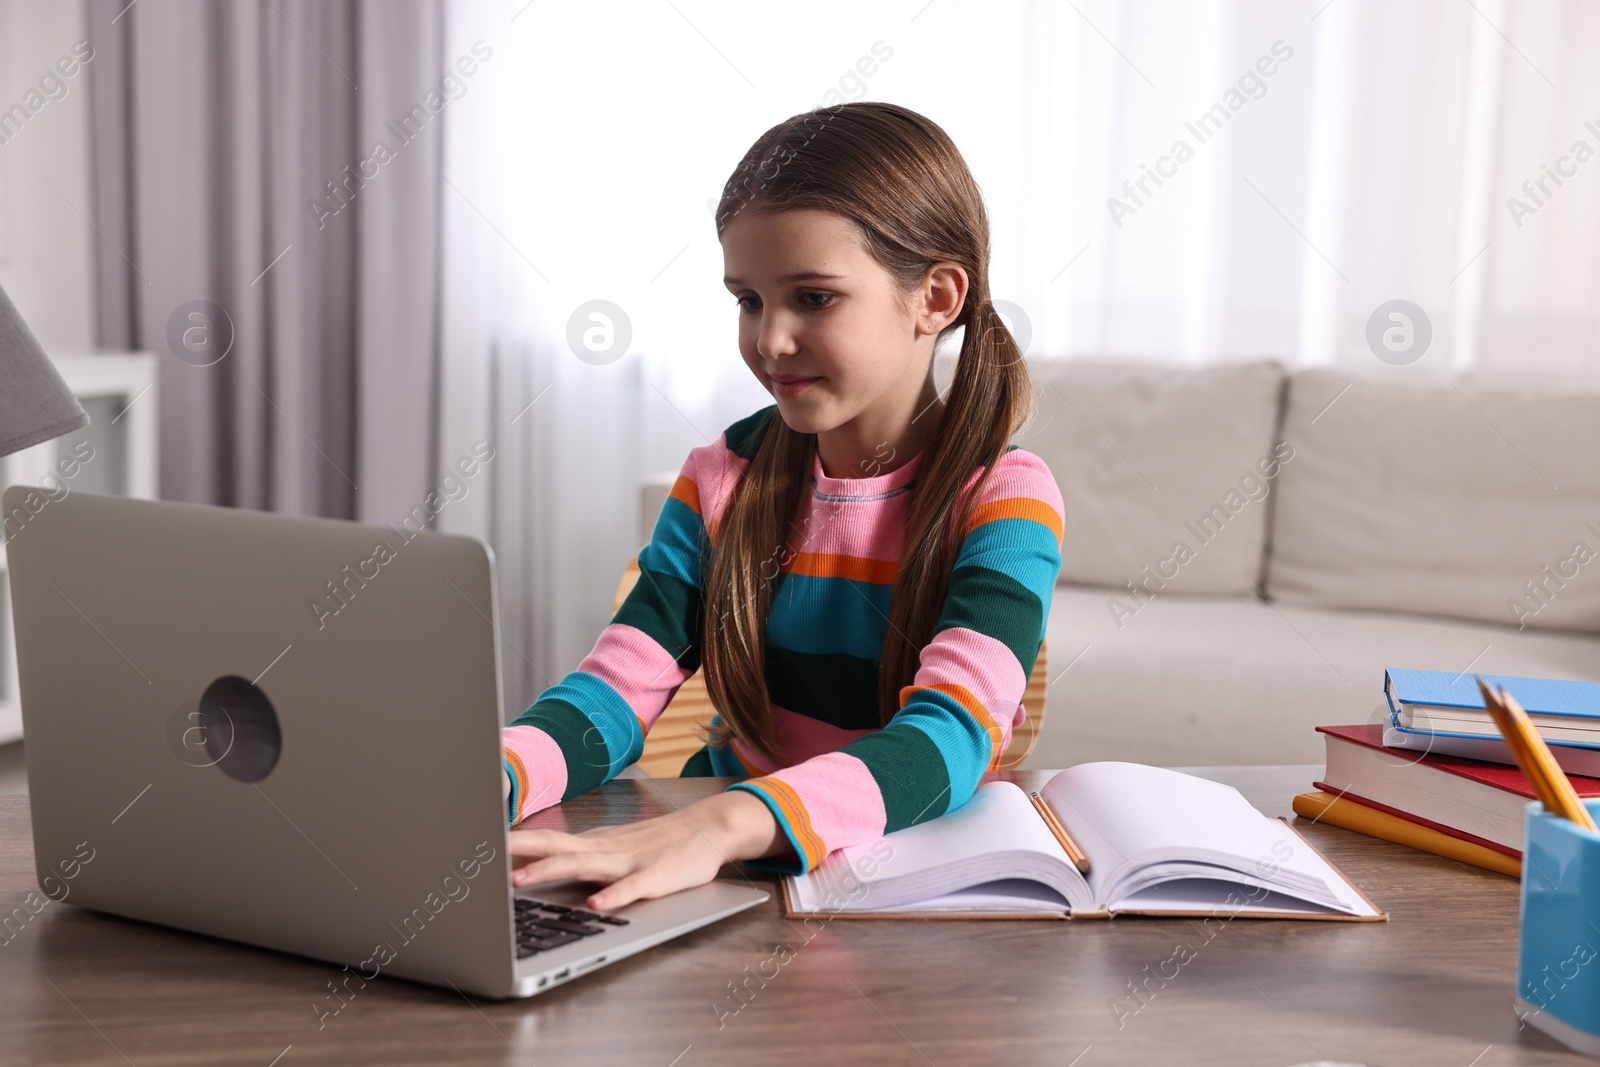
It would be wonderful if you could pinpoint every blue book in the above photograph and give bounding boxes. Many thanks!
[1385,669,1600,719]
[1383,669,1600,769]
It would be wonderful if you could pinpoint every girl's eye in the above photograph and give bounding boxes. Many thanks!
[732,293,834,313]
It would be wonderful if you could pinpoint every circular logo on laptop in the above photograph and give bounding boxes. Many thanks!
[164,676,282,781]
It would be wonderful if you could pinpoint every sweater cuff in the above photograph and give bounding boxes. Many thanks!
[502,751,525,828]
[724,779,820,875]
[501,724,569,826]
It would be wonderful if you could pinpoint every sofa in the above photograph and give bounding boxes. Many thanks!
[640,358,1600,769]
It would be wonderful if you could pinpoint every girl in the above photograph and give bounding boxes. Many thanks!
[500,101,1065,912]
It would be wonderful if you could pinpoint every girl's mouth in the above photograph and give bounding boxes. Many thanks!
[772,376,820,397]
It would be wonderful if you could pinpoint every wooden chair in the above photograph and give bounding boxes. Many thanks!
[611,554,1049,777]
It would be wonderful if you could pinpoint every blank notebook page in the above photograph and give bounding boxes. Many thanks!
[788,780,1071,911]
[1040,762,1338,901]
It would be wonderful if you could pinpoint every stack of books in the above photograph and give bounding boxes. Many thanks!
[1294,669,1600,877]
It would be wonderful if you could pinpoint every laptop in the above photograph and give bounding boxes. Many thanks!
[2,485,768,999]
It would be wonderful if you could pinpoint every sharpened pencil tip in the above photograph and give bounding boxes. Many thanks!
[1473,675,1496,704]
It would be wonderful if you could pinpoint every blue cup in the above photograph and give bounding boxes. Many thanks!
[1516,797,1600,1055]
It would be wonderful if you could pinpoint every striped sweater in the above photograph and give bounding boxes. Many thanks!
[501,404,1065,875]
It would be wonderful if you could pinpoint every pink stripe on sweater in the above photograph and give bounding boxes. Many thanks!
[768,447,1066,576]
[575,623,694,732]
[778,445,922,565]
[689,439,750,534]
[755,750,887,858]
[942,448,1067,548]
[729,704,880,776]
[783,493,911,568]
[911,625,1028,755]
[503,725,567,823]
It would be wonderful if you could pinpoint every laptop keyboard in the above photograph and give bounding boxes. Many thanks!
[515,896,630,959]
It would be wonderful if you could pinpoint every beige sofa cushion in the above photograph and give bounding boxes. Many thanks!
[1035,585,1600,767]
[1266,368,1600,634]
[1019,358,1287,597]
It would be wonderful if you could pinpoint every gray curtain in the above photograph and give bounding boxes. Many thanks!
[86,0,444,523]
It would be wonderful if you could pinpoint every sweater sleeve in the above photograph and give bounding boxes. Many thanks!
[501,443,719,826]
[725,448,1066,874]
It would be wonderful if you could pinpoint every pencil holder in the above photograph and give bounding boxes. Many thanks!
[1516,798,1600,1056]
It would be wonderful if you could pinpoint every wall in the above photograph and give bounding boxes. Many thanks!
[0,0,96,793]
[0,0,95,352]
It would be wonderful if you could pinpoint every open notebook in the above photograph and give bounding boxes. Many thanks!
[782,762,1384,921]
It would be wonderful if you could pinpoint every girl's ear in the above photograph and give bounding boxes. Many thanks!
[912,262,969,338]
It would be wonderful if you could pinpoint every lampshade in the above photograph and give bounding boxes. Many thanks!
[0,281,87,457]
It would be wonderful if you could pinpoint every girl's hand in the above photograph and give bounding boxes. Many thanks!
[507,790,787,910]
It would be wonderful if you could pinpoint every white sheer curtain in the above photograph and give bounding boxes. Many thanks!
[436,0,1600,721]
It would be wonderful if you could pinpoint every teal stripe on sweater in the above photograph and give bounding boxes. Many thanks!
[707,721,746,777]
[950,515,1062,619]
[502,755,521,824]
[765,572,891,658]
[889,691,992,813]
[637,495,707,589]
[512,671,644,783]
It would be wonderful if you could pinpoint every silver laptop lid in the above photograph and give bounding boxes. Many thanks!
[3,486,520,998]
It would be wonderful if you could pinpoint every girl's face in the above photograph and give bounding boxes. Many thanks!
[721,207,961,450]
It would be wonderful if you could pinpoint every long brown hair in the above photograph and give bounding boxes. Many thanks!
[700,102,1033,764]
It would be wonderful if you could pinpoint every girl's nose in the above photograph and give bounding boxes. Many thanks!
[755,312,799,361]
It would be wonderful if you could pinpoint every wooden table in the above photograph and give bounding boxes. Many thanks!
[0,765,1589,1066]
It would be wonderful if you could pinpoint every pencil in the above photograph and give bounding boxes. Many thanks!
[1499,684,1599,831]
[1476,677,1568,819]
[1030,790,1091,874]
[1477,679,1559,811]
[1476,676,1599,832]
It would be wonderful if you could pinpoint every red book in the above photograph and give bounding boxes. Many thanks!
[1313,724,1600,855]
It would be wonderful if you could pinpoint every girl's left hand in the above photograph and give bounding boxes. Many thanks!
[507,790,786,910]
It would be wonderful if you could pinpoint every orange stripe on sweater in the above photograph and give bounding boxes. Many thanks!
[900,682,1005,769]
[668,474,702,516]
[961,496,1064,547]
[785,551,898,584]
[747,777,826,870]
[503,747,530,824]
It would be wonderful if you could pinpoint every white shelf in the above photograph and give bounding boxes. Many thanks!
[0,352,159,744]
